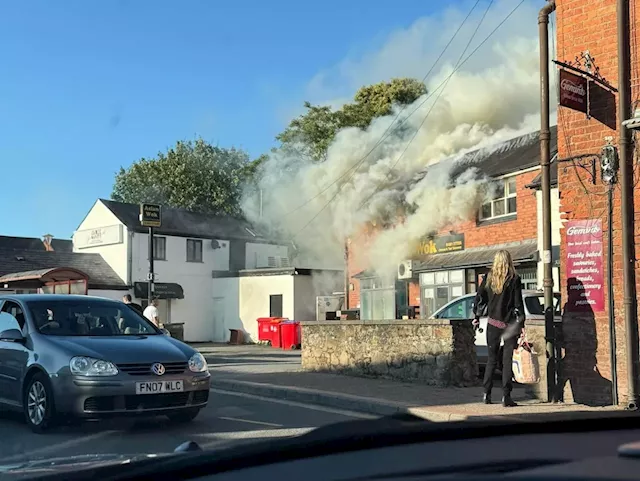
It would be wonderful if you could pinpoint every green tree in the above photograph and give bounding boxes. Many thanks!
[111,138,258,216]
[276,78,427,161]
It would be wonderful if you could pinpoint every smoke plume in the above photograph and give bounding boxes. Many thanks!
[242,0,554,275]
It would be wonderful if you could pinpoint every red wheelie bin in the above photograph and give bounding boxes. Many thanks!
[280,320,301,350]
[257,317,287,346]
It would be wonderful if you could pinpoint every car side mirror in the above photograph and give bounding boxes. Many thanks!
[0,328,25,343]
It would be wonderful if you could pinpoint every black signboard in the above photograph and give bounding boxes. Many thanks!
[415,233,464,257]
[140,203,162,227]
[134,282,184,299]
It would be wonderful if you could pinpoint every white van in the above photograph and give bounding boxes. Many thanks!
[430,290,562,366]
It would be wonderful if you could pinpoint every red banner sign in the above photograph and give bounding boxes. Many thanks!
[559,69,588,114]
[565,219,604,312]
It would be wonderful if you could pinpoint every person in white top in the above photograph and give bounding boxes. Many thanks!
[143,298,160,327]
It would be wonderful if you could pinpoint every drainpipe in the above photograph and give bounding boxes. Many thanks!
[617,0,639,409]
[539,0,557,403]
[127,230,134,288]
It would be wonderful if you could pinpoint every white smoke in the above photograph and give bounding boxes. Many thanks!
[243,0,555,275]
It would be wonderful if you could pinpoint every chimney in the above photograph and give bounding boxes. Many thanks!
[42,234,54,252]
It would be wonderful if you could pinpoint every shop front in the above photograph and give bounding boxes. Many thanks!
[133,281,184,324]
[412,237,539,319]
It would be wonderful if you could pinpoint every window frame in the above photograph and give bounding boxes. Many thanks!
[360,276,397,321]
[186,239,203,263]
[479,176,517,221]
[152,236,166,261]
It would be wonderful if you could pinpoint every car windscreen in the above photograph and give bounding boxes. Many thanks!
[26,299,160,336]
[524,294,562,316]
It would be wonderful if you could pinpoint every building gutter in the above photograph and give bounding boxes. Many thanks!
[617,0,639,409]
[538,0,558,403]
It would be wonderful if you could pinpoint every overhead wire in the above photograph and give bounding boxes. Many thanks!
[292,0,525,238]
[355,0,495,213]
[280,0,482,217]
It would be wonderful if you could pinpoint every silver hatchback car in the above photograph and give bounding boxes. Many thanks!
[0,294,211,433]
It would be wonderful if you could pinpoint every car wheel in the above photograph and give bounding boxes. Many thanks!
[167,409,200,423]
[24,373,56,433]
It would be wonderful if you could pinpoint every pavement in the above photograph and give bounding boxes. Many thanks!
[199,343,622,422]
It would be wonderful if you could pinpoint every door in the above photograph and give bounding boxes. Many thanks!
[269,295,283,318]
[0,301,29,405]
[212,297,226,342]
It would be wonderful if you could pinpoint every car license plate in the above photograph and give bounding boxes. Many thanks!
[135,380,184,395]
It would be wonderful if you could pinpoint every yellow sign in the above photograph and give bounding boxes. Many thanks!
[415,234,464,257]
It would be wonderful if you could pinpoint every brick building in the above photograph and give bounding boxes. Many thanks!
[347,128,559,321]
[554,0,640,406]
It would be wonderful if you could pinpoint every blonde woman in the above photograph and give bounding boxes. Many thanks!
[473,250,525,407]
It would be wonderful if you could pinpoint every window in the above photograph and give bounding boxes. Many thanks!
[519,267,538,290]
[186,239,203,262]
[480,176,517,221]
[152,236,166,260]
[270,294,283,317]
[525,293,562,316]
[25,299,159,336]
[360,276,396,320]
[434,296,475,320]
[1,301,26,330]
[420,270,466,318]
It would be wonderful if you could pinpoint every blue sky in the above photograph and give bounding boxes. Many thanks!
[0,0,537,239]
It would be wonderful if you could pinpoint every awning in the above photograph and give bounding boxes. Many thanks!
[134,282,184,299]
[0,267,88,283]
[412,240,539,273]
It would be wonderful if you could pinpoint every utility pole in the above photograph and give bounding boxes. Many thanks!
[148,225,155,305]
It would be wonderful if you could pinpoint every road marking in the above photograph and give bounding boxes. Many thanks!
[218,416,282,428]
[197,427,314,448]
[0,429,120,463]
[210,388,376,419]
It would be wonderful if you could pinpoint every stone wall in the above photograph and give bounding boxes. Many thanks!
[301,319,478,387]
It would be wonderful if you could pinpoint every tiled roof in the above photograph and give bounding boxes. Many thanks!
[100,199,280,243]
[410,126,558,185]
[0,236,73,252]
[0,249,126,289]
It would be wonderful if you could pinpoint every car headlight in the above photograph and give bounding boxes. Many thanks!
[70,356,119,376]
[188,352,207,373]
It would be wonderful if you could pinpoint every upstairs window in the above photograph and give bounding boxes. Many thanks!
[480,176,517,221]
[153,236,166,260]
[186,239,203,263]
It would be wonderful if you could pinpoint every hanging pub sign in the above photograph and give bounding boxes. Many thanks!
[558,68,589,115]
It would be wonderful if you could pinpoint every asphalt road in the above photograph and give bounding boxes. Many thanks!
[0,388,374,463]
